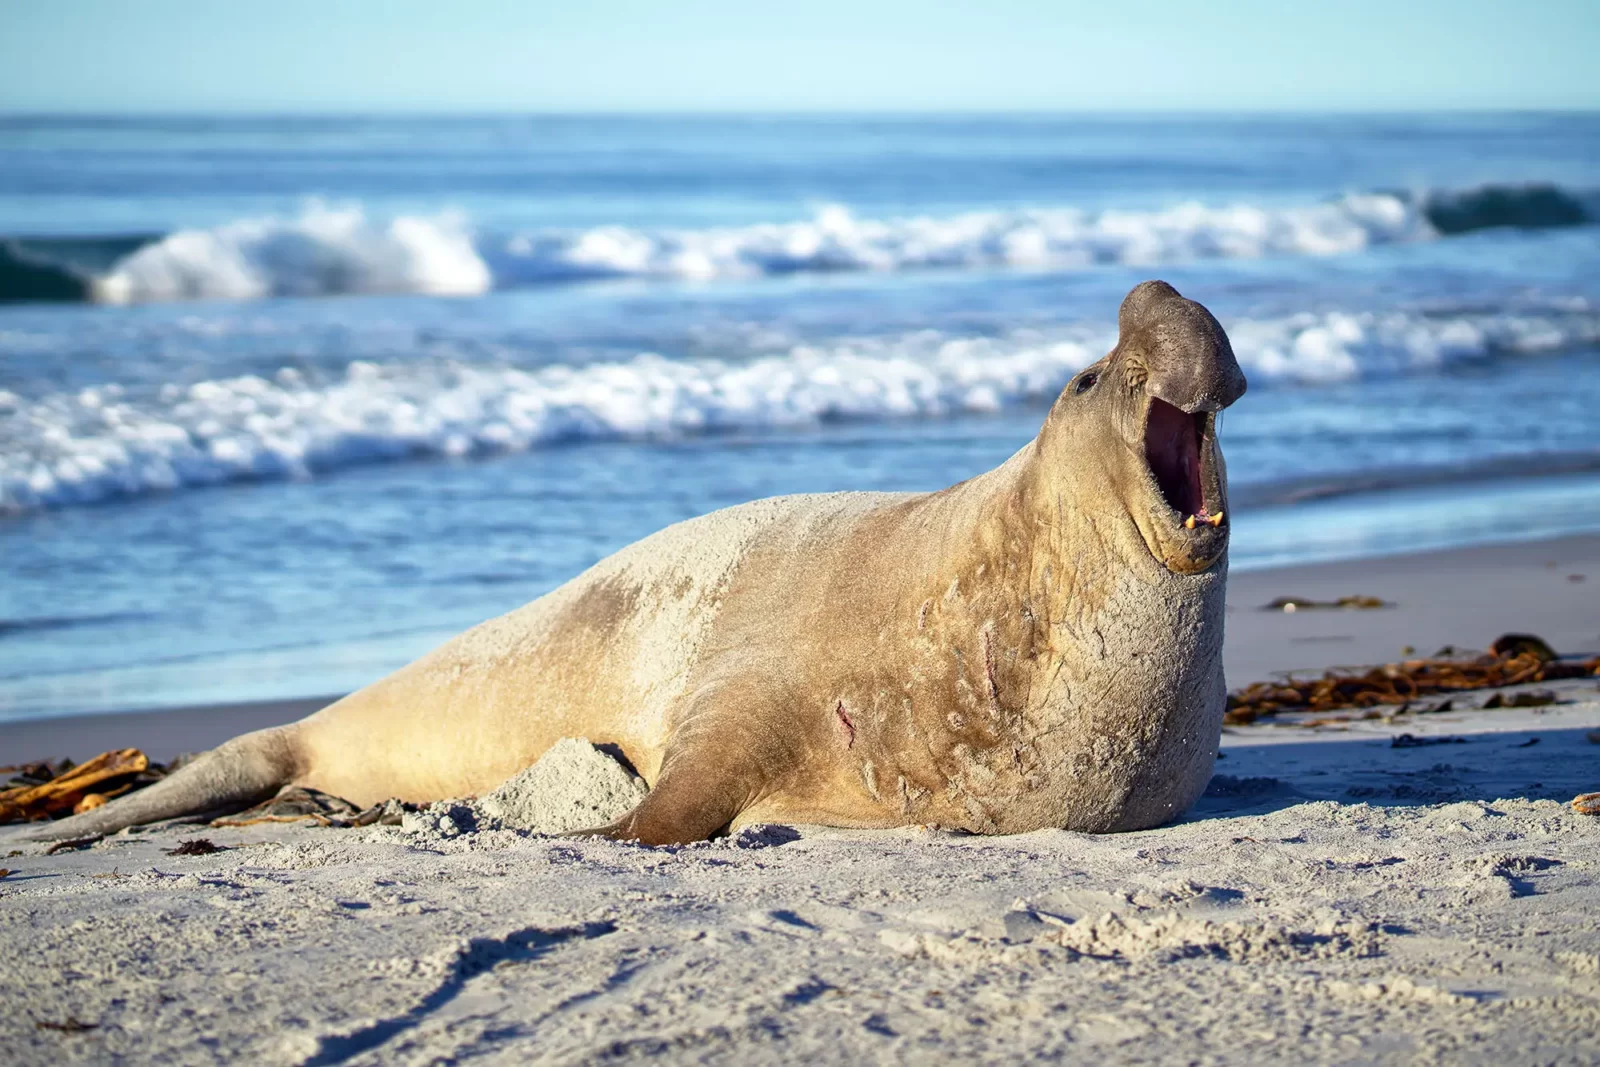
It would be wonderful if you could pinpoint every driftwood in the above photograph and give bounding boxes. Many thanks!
[0,749,150,824]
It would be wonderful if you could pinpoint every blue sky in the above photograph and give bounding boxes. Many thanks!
[1,0,1596,113]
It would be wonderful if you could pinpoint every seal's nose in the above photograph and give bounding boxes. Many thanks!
[1116,280,1246,413]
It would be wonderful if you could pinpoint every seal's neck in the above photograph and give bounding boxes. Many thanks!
[916,433,1223,705]
[929,435,1150,600]
[874,439,1226,833]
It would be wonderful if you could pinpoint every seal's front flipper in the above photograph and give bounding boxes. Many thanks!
[567,742,753,846]
[577,778,742,847]
[562,681,791,845]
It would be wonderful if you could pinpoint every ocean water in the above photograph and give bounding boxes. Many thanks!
[2,113,1599,721]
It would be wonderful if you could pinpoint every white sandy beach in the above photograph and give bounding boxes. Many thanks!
[2,535,1598,1065]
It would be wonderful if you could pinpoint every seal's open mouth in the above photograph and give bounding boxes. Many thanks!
[1144,397,1225,531]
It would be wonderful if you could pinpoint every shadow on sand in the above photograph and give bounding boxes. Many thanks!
[1186,724,1598,823]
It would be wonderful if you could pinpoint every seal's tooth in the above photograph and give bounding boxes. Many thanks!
[1207,511,1225,527]
[1184,515,1197,529]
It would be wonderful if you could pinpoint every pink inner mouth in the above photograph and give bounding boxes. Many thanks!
[1144,397,1208,519]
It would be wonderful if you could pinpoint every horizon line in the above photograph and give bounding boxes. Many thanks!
[3,106,1600,120]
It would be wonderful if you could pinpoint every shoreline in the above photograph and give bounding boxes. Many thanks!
[3,464,1599,725]
[1,531,1595,763]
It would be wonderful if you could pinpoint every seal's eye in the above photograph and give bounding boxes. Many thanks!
[1074,372,1098,395]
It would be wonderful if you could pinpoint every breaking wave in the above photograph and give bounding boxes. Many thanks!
[0,207,490,306]
[494,194,1432,284]
[1,183,1592,306]
[95,205,491,303]
[3,304,1597,513]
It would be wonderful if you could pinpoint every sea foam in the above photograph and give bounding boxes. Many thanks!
[3,305,1597,513]
[496,195,1433,284]
[4,183,1577,305]
[93,204,492,304]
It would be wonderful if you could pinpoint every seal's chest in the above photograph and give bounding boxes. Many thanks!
[980,576,1228,832]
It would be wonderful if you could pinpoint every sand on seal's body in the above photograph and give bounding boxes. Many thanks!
[12,279,1248,846]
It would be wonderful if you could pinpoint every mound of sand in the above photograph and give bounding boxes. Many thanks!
[477,738,647,834]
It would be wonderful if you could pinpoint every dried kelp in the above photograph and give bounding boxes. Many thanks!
[1390,734,1465,748]
[211,786,361,828]
[35,1019,97,1033]
[1226,633,1600,725]
[43,837,102,855]
[165,838,229,856]
[1263,595,1389,612]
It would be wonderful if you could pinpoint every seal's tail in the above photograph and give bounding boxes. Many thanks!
[6,725,302,843]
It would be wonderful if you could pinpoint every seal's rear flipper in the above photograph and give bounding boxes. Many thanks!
[4,725,302,843]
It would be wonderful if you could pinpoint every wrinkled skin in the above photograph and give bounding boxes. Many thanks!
[15,280,1246,846]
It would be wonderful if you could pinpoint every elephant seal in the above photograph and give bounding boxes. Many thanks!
[17,280,1246,846]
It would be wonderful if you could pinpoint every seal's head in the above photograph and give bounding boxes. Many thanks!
[1042,280,1246,575]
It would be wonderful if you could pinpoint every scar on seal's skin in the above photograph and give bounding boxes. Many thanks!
[980,626,1001,709]
[835,702,856,748]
